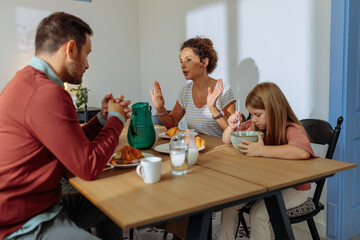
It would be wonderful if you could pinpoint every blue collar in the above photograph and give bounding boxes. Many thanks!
[29,56,64,88]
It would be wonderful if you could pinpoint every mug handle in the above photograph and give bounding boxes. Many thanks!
[136,165,144,179]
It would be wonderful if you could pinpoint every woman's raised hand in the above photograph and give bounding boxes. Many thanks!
[149,81,165,113]
[207,78,224,109]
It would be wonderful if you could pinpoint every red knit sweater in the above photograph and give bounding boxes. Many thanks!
[0,66,123,239]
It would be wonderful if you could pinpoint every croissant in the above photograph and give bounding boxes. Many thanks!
[119,145,144,161]
[194,136,206,148]
[165,127,180,137]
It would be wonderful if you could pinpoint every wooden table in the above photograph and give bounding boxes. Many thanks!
[197,133,357,238]
[69,126,357,239]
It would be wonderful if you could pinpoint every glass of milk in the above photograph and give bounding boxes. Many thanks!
[169,131,199,175]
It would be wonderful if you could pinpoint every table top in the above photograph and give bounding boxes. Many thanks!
[69,125,266,229]
[69,157,265,229]
[197,133,356,191]
[69,125,356,230]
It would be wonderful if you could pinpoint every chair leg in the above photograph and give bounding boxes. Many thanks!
[235,211,242,238]
[306,218,320,240]
[129,228,134,240]
[207,216,212,240]
[240,213,250,238]
[236,210,250,238]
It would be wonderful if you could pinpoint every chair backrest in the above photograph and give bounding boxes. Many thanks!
[300,116,343,159]
[300,116,343,205]
[152,114,164,126]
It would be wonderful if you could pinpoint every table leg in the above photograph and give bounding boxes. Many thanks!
[264,191,295,240]
[185,211,212,240]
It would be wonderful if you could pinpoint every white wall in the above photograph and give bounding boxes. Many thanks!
[0,0,141,107]
[138,0,331,121]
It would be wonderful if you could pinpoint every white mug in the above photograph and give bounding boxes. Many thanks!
[136,157,162,183]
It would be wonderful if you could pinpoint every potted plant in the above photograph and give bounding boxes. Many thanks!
[70,84,90,122]
[70,84,90,109]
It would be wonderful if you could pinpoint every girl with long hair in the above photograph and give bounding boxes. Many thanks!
[219,82,316,240]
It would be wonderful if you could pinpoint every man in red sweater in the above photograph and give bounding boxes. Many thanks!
[0,12,131,239]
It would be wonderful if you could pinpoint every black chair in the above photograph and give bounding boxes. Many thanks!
[236,116,343,240]
[151,110,172,126]
[152,114,164,126]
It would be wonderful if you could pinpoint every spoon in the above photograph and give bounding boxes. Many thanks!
[236,99,241,135]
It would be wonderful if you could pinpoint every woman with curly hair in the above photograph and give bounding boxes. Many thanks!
[150,36,236,137]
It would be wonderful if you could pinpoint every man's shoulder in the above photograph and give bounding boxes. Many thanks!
[12,65,55,87]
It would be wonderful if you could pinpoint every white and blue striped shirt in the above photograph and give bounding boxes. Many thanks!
[178,81,235,137]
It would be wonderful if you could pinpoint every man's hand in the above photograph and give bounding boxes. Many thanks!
[101,93,132,120]
[113,94,132,119]
[100,92,113,120]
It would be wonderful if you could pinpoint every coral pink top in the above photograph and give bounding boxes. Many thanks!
[239,120,317,191]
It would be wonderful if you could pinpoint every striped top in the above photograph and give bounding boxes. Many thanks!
[178,81,235,137]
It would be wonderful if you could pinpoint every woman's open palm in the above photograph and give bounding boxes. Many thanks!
[207,78,224,108]
[149,81,165,110]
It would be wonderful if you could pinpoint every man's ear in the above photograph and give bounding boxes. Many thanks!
[65,40,78,60]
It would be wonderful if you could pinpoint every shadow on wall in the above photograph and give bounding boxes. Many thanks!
[229,58,259,116]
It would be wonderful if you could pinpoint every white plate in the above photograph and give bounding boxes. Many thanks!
[153,143,205,154]
[107,152,154,168]
[159,131,198,139]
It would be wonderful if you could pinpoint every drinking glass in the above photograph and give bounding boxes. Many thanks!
[176,130,199,166]
[169,136,188,175]
[169,130,199,175]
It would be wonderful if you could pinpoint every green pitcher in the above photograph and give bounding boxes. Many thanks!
[127,102,155,149]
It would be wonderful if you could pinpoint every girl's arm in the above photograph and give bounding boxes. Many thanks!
[222,126,234,144]
[222,111,242,144]
[239,133,311,159]
[258,144,310,159]
[210,100,236,131]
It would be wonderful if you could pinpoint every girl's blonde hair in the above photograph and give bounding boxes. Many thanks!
[245,82,301,145]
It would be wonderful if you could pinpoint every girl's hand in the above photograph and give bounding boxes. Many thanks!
[149,81,165,112]
[228,111,242,130]
[239,133,265,156]
[207,78,224,109]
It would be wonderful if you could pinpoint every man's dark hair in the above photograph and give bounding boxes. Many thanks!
[35,12,93,55]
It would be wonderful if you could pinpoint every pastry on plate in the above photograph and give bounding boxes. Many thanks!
[194,136,206,148]
[165,127,179,137]
[110,145,143,164]
[119,145,144,161]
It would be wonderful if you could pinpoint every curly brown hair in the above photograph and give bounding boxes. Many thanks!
[180,36,218,74]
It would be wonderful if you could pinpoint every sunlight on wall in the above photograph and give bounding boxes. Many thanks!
[15,7,50,67]
[185,2,229,84]
[236,0,314,119]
